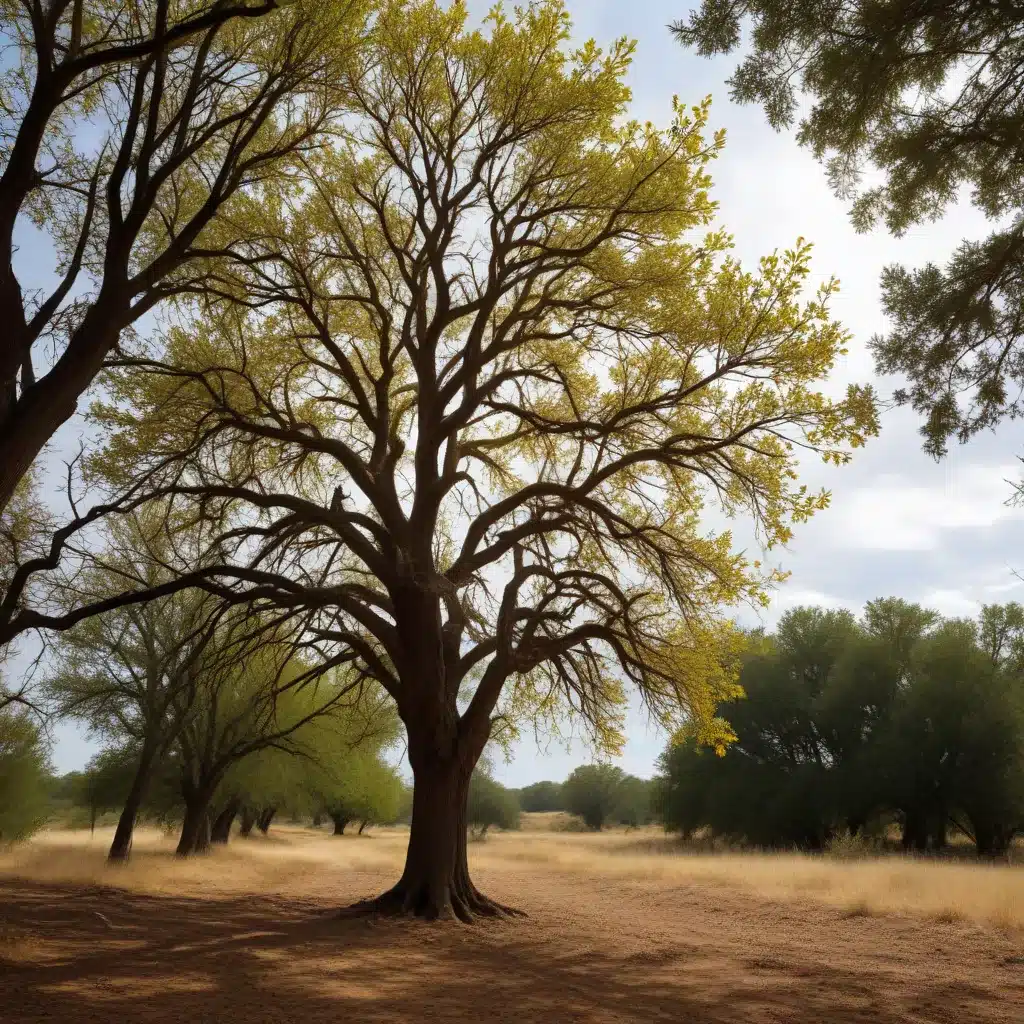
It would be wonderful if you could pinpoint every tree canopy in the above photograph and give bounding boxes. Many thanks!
[656,599,1024,855]
[73,0,877,920]
[517,780,564,813]
[0,0,375,522]
[672,0,1024,459]
[0,706,50,842]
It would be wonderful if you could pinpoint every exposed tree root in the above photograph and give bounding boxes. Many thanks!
[340,879,527,923]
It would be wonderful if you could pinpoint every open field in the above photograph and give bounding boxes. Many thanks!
[2,825,1023,1023]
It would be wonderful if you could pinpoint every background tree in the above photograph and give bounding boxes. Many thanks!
[978,602,1024,674]
[43,512,233,860]
[0,706,49,842]
[563,764,627,831]
[218,743,310,841]
[167,619,379,856]
[90,0,876,920]
[672,0,1024,460]
[657,600,1024,855]
[611,774,653,828]
[467,769,521,837]
[72,745,146,835]
[517,780,564,813]
[229,698,403,837]
[875,618,1024,855]
[0,0,375,521]
[314,754,404,836]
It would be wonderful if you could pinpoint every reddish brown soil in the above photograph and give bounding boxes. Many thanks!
[1,853,1022,1023]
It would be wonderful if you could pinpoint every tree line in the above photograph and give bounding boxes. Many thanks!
[656,600,1024,857]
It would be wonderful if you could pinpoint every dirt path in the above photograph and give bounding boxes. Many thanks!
[2,849,1022,1023]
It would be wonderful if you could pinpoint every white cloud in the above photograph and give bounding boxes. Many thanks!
[830,465,1024,551]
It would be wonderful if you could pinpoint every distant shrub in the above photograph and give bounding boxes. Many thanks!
[555,814,591,833]
[826,829,883,861]
[518,781,564,813]
[468,772,520,835]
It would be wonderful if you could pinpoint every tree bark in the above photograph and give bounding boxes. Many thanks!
[331,813,350,836]
[108,742,157,862]
[901,809,929,852]
[974,820,1013,859]
[239,808,256,837]
[210,797,241,844]
[257,807,276,834]
[0,307,120,518]
[176,786,214,856]
[343,740,524,922]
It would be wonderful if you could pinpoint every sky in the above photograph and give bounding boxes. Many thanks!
[28,0,1024,784]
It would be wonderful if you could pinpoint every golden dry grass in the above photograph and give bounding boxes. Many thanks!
[4,821,1024,931]
[476,827,1024,932]
[2,823,1024,1023]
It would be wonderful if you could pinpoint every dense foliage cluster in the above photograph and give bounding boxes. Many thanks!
[517,781,565,814]
[0,708,49,842]
[563,764,655,830]
[656,600,1024,856]
[673,0,1024,460]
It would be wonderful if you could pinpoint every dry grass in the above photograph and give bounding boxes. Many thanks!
[2,824,1024,1023]
[470,827,1024,933]
[3,821,1023,932]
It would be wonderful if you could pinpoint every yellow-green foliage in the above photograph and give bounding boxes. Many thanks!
[221,675,401,818]
[91,0,878,757]
[0,710,50,843]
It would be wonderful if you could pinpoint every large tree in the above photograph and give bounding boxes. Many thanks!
[0,0,377,519]
[672,0,1024,458]
[89,0,876,919]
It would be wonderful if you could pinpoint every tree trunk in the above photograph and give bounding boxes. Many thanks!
[974,820,1013,859]
[358,820,367,835]
[343,746,524,922]
[257,807,276,835]
[176,793,213,856]
[108,742,157,862]
[331,814,350,836]
[210,797,241,845]
[0,307,120,520]
[239,808,256,837]
[901,809,929,852]
[312,812,323,828]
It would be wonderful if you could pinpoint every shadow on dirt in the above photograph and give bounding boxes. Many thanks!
[0,878,1014,1023]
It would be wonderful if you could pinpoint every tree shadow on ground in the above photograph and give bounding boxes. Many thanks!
[0,879,1017,1023]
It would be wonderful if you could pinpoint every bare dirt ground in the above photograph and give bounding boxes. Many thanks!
[1,825,1023,1023]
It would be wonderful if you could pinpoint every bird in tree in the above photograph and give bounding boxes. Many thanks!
[672,0,1024,459]
[87,0,877,921]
